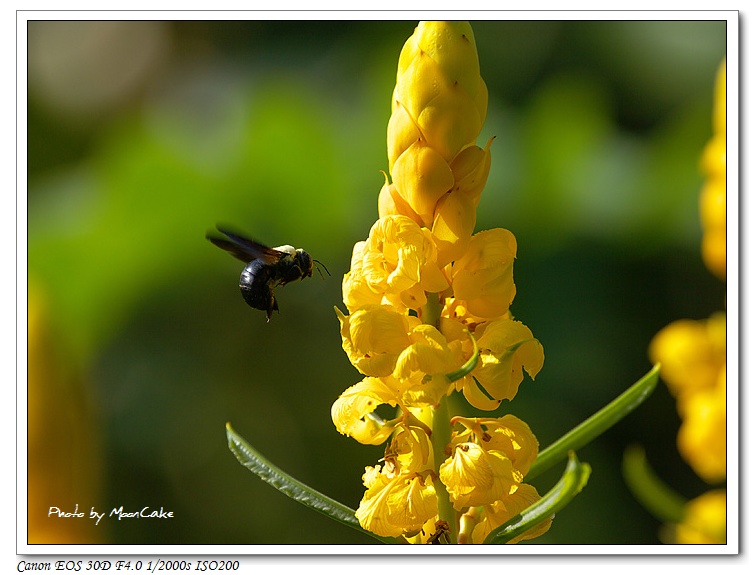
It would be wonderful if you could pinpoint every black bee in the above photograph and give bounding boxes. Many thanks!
[207,226,328,322]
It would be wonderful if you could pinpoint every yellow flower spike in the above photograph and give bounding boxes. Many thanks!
[390,22,487,165]
[331,377,403,445]
[471,483,552,544]
[330,22,548,544]
[451,228,517,319]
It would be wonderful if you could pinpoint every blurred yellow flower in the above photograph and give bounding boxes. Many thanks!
[699,59,726,280]
[649,313,726,484]
[677,367,726,483]
[673,490,726,544]
[649,313,725,400]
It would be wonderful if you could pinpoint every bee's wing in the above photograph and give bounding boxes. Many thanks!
[207,227,284,265]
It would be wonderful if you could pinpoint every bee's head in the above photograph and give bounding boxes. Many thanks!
[295,249,314,277]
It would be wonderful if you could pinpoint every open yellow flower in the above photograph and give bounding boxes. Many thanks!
[439,441,517,510]
[456,319,545,410]
[337,304,464,388]
[439,415,539,511]
[452,415,539,476]
[355,468,438,538]
[356,424,438,538]
[342,215,448,313]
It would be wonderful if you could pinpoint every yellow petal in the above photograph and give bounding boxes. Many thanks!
[451,228,517,318]
[393,141,455,226]
[439,443,516,510]
[331,377,402,445]
[431,190,476,266]
[337,305,417,377]
[477,415,539,476]
[472,320,544,403]
[394,324,459,380]
[450,139,493,205]
[356,471,438,538]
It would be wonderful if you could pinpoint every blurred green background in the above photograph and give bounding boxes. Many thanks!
[26,20,726,545]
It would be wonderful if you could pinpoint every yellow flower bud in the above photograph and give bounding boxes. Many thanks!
[383,21,490,263]
[392,141,455,226]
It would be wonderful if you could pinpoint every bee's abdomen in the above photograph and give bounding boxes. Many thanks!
[240,260,272,311]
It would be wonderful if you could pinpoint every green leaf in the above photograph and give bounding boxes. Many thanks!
[526,363,660,481]
[622,444,687,523]
[226,422,398,544]
[484,451,591,544]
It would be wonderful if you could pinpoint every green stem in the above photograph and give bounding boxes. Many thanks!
[431,394,456,543]
[422,291,442,329]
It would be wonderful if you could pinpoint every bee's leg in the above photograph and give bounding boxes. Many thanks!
[265,290,279,322]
